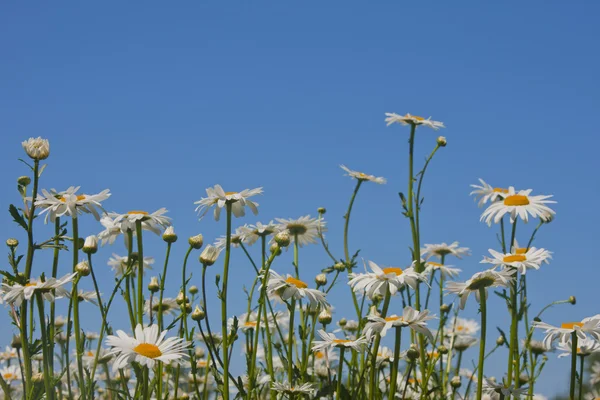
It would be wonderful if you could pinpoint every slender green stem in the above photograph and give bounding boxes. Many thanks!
[156,241,172,400]
[36,293,54,400]
[221,203,233,400]
[476,287,487,400]
[49,217,61,386]
[368,288,391,399]
[343,180,362,263]
[570,333,578,400]
[71,217,87,400]
[578,355,584,400]
[288,299,296,386]
[388,327,402,396]
[135,221,144,325]
[336,347,346,400]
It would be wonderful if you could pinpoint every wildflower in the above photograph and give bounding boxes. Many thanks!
[199,245,221,266]
[445,269,515,309]
[312,330,369,352]
[446,317,480,337]
[362,306,435,341]
[421,242,471,260]
[385,113,445,130]
[2,273,76,306]
[107,208,171,236]
[470,179,508,207]
[162,226,178,243]
[35,186,111,223]
[105,324,189,371]
[188,234,204,249]
[82,235,98,254]
[271,381,316,396]
[0,365,21,383]
[266,270,329,310]
[481,247,552,274]
[144,298,179,317]
[348,260,427,299]
[556,337,600,358]
[424,261,461,279]
[532,316,600,349]
[340,165,386,184]
[22,137,50,160]
[194,184,262,221]
[275,215,326,247]
[481,186,556,226]
[108,254,154,277]
[482,377,528,397]
[238,221,278,245]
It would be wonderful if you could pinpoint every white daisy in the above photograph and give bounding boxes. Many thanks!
[421,242,471,260]
[0,365,20,383]
[228,312,260,332]
[482,378,528,397]
[424,261,461,279]
[374,346,395,365]
[271,381,316,396]
[448,335,478,351]
[445,269,515,310]
[532,316,600,349]
[214,226,246,250]
[77,290,99,306]
[238,221,278,245]
[108,254,154,277]
[105,324,189,372]
[385,113,445,130]
[340,165,386,184]
[82,348,112,368]
[22,136,50,160]
[470,179,509,207]
[556,337,600,358]
[107,208,171,236]
[2,273,76,307]
[35,186,111,223]
[446,317,480,337]
[481,247,552,274]
[266,271,329,310]
[194,184,262,221]
[144,298,179,317]
[480,186,556,226]
[362,306,435,342]
[312,330,369,353]
[275,215,326,247]
[590,361,600,385]
[97,215,123,246]
[348,260,427,299]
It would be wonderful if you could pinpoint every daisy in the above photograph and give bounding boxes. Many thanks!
[105,324,189,371]
[340,165,386,184]
[556,337,600,358]
[82,348,112,368]
[481,247,552,274]
[532,316,600,349]
[145,298,179,317]
[362,306,435,342]
[108,254,154,277]
[421,242,471,260]
[590,361,600,385]
[214,226,247,249]
[348,260,427,299]
[35,186,111,223]
[0,347,18,362]
[374,346,395,365]
[237,221,278,245]
[480,186,556,226]
[449,335,478,351]
[424,261,461,279]
[445,269,515,310]
[107,208,171,236]
[313,347,340,365]
[385,113,445,130]
[446,317,480,337]
[266,271,329,310]
[0,365,20,383]
[275,215,326,247]
[22,136,50,160]
[525,339,552,356]
[271,381,316,396]
[228,312,260,332]
[482,378,528,397]
[97,215,122,246]
[311,330,369,353]
[470,179,509,207]
[77,290,99,305]
[194,184,262,221]
[2,273,76,307]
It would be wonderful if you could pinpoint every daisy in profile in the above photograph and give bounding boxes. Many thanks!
[556,337,600,358]
[362,306,435,341]
[214,226,247,249]
[97,215,122,246]
[375,346,395,366]
[482,378,528,397]
[480,186,556,226]
[107,208,171,236]
[445,269,515,309]
[105,324,189,371]
[35,186,111,223]
[532,316,600,349]
[348,260,427,299]
[145,298,179,317]
[481,247,552,274]
[2,273,76,307]
[446,317,480,337]
[108,254,154,277]
[311,330,369,353]
[448,335,478,352]
[385,112,445,130]
[194,184,263,221]
[271,381,316,396]
[470,179,508,207]
[275,215,326,247]
[424,261,461,279]
[266,270,329,310]
[340,165,386,184]
[228,312,260,332]
[0,365,20,384]
[237,221,278,245]
[421,242,471,260]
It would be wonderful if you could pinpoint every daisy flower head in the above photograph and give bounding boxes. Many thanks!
[421,242,471,260]
[108,254,154,277]
[385,113,445,130]
[194,184,262,221]
[424,261,461,279]
[237,221,278,245]
[480,186,556,226]
[229,312,260,332]
[556,337,600,358]
[2,273,76,307]
[266,270,329,310]
[449,335,478,352]
[340,165,386,185]
[214,226,247,250]
[275,215,326,247]
[35,186,111,223]
[271,381,316,396]
[362,306,435,342]
[481,247,552,275]
[482,378,528,397]
[0,365,20,383]
[348,260,427,300]
[532,316,600,349]
[108,208,171,236]
[590,361,600,385]
[311,330,369,353]
[145,298,179,317]
[97,215,122,246]
[446,317,480,337]
[470,179,509,207]
[105,324,189,372]
[445,269,515,310]
[22,136,50,160]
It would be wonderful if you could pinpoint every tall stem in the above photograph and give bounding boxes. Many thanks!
[388,327,402,396]
[578,355,585,400]
[36,293,54,400]
[476,287,487,400]
[570,332,578,400]
[221,203,233,400]
[157,241,172,400]
[71,218,86,399]
[135,221,144,325]
[336,347,346,400]
[368,288,391,399]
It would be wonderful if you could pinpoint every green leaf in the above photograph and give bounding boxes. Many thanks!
[9,204,28,230]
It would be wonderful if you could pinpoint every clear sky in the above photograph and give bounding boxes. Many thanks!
[1,2,599,396]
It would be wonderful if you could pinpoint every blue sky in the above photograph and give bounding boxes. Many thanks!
[1,2,599,396]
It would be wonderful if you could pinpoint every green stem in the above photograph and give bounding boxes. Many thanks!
[288,299,296,386]
[476,287,487,400]
[49,217,61,386]
[570,333,578,400]
[368,288,391,399]
[343,180,362,263]
[221,203,233,400]
[135,221,144,325]
[71,217,86,400]
[388,327,402,396]
[156,241,172,400]
[578,355,584,400]
[36,293,54,400]
[336,347,346,400]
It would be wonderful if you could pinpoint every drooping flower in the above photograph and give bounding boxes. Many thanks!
[35,186,111,223]
[194,184,262,221]
[362,306,435,341]
[482,378,528,397]
[424,261,461,279]
[348,260,427,299]
[385,113,445,130]
[421,242,471,260]
[311,330,369,352]
[105,324,189,371]
[107,208,171,236]
[144,298,179,317]
[271,381,317,396]
[108,254,154,277]
[237,221,278,245]
[340,165,386,184]
[1,273,77,307]
[266,271,329,310]
[275,215,326,247]
[480,187,556,226]
[445,269,515,309]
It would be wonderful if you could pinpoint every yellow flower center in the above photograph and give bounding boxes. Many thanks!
[503,195,530,206]
[197,360,208,368]
[244,321,257,328]
[428,262,442,267]
[315,351,324,359]
[561,322,584,329]
[285,277,308,289]
[3,373,14,380]
[515,248,528,254]
[59,195,86,202]
[456,326,464,331]
[493,188,508,194]
[25,282,38,287]
[405,114,424,121]
[503,255,527,263]
[384,316,403,322]
[225,191,238,196]
[133,343,162,359]
[86,351,94,357]
[382,267,403,276]
[333,339,351,344]
[128,211,149,215]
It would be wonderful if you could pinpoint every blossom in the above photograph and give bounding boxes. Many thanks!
[340,165,386,184]
[532,316,600,349]
[556,337,600,358]
[480,187,555,226]
[22,137,50,160]
[470,179,508,207]
[445,269,515,309]
[481,247,552,274]
[275,215,326,247]
[35,186,110,223]
[108,254,154,277]
[271,381,316,396]
[362,306,435,341]
[385,113,445,130]
[2,273,76,307]
[421,242,471,260]
[266,271,329,310]
[348,260,427,299]
[194,184,262,221]
[107,208,171,236]
[311,330,369,352]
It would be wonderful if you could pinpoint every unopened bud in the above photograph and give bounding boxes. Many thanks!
[32,372,44,383]
[436,136,447,147]
[182,302,192,313]
[162,226,178,243]
[450,376,461,388]
[188,234,204,249]
[195,347,206,358]
[315,273,327,287]
[148,277,160,293]
[371,293,384,303]
[270,243,282,256]
[318,309,332,325]
[6,238,18,249]
[338,318,347,327]
[569,296,576,305]
[317,207,326,214]
[333,262,346,272]
[22,137,50,160]
[438,345,448,355]
[192,306,205,321]
[18,176,31,186]
[82,235,98,254]
[274,231,291,248]
[407,344,419,361]
[76,261,91,277]
[440,304,450,313]
[496,336,505,346]
[200,245,220,266]
[176,291,187,305]
[11,336,21,349]
[189,285,199,295]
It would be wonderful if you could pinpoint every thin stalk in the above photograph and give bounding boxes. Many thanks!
[221,203,233,400]
[578,355,584,400]
[71,217,86,400]
[135,221,144,325]
[336,347,346,400]
[476,287,487,400]
[36,293,54,400]
[388,327,402,396]
[570,333,578,400]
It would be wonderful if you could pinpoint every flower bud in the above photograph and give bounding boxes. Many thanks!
[182,302,192,313]
[315,273,327,287]
[162,226,178,243]
[333,262,346,272]
[270,243,282,256]
[338,318,347,327]
[55,316,66,328]
[450,376,461,388]
[76,261,91,277]
[317,207,326,214]
[32,372,44,383]
[176,291,187,305]
[371,293,384,303]
[6,238,18,249]
[192,306,205,321]
[17,176,31,186]
[195,347,206,358]
[274,231,291,248]
[148,277,160,293]
[496,336,505,346]
[518,374,529,386]
[189,285,199,295]
[318,309,332,325]
[180,394,190,400]
[406,344,420,361]
[438,345,448,355]
[440,303,451,313]
[82,235,98,254]
[11,335,21,349]
[569,296,576,305]
[200,245,220,266]
[188,234,204,249]
[22,137,50,160]
[436,136,447,147]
